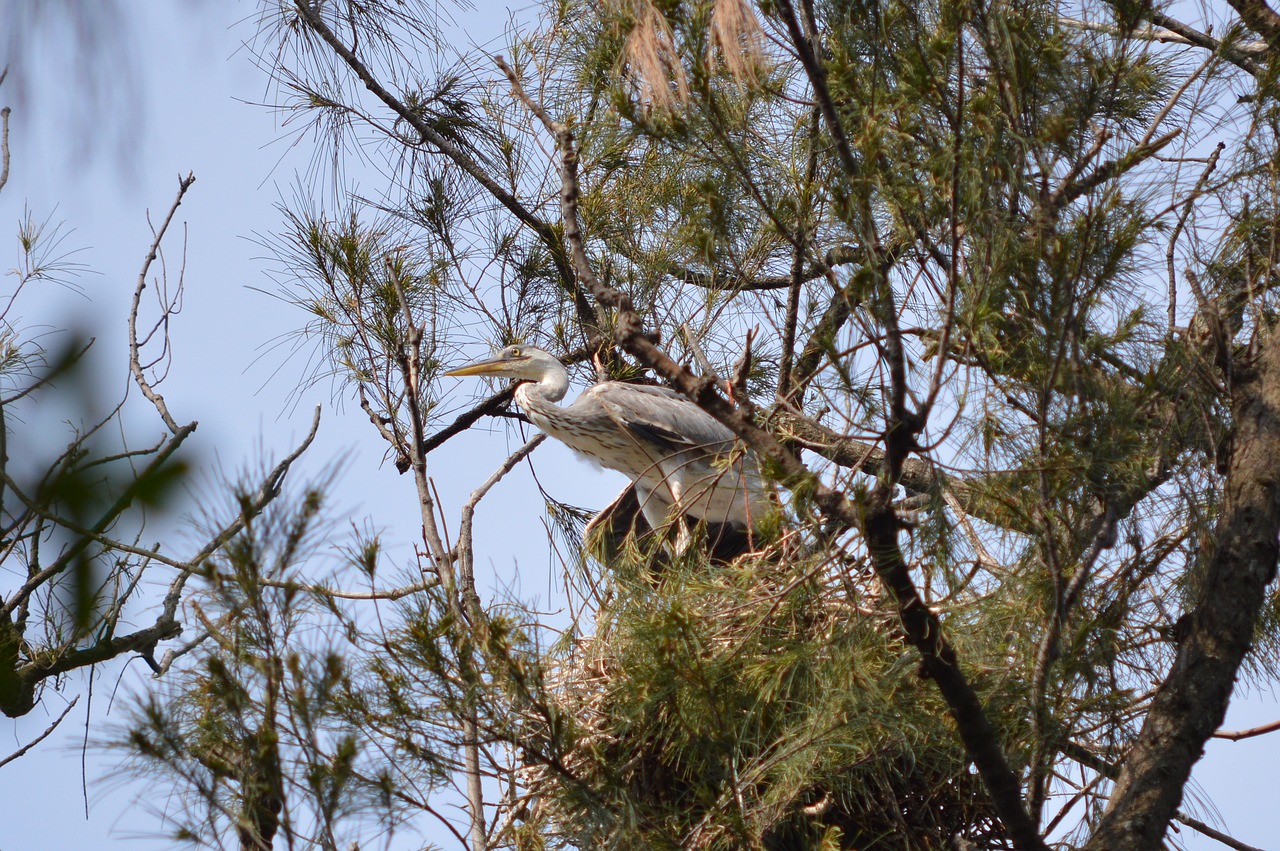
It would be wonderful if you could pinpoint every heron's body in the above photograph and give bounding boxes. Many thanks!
[446,346,770,536]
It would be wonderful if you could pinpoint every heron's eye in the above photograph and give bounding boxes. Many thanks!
[509,346,522,357]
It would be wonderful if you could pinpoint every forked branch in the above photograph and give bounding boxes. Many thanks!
[130,172,196,434]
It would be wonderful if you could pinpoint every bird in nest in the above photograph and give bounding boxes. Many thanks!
[445,345,773,558]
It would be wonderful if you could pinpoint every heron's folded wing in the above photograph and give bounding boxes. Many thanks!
[584,481,755,564]
[589,382,735,453]
[584,484,650,561]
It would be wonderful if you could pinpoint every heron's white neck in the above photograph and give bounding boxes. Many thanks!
[517,361,570,405]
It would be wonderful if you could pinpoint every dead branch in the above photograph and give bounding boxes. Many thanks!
[130,172,196,434]
[456,433,546,622]
[0,696,78,768]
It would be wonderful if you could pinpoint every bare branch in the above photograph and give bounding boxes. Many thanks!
[1059,15,1266,72]
[188,406,321,573]
[1092,4,1265,77]
[1213,717,1280,741]
[1166,146,1225,334]
[1173,813,1267,851]
[1048,131,1181,213]
[0,422,197,623]
[289,1,600,343]
[150,629,213,678]
[157,406,322,636]
[456,433,546,621]
[774,0,861,185]
[423,386,517,456]
[1063,741,1265,851]
[15,611,183,683]
[1226,0,1280,50]
[209,572,438,602]
[0,105,10,196]
[130,172,196,434]
[0,696,78,768]
[650,244,860,292]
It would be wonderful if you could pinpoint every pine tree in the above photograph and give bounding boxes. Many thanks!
[120,1,1280,849]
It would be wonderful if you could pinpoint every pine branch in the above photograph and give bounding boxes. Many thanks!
[499,54,1049,851]
[290,1,600,344]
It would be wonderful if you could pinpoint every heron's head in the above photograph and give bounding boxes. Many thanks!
[443,345,563,383]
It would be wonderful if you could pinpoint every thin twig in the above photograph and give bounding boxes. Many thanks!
[130,173,196,434]
[0,697,78,768]
[1166,143,1225,334]
[778,106,822,401]
[150,630,213,677]
[1174,813,1266,851]
[0,66,9,195]
[210,572,438,601]
[0,422,197,622]
[159,406,322,630]
[679,323,728,391]
[924,26,965,416]
[1213,717,1280,741]
[456,433,546,622]
[0,104,10,196]
[1141,52,1217,148]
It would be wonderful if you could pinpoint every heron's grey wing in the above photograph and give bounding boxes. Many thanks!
[584,484,652,561]
[588,383,735,453]
[584,481,751,565]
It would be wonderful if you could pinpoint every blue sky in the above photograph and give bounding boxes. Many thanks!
[0,2,1275,849]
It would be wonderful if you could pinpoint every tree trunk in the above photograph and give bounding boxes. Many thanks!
[1085,327,1280,851]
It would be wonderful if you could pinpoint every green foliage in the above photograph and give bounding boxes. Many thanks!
[105,0,1280,848]
[519,547,1026,849]
[120,483,410,849]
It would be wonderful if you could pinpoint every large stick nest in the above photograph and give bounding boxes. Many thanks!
[512,539,1021,850]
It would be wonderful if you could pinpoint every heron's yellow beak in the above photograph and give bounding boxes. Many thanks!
[443,355,518,377]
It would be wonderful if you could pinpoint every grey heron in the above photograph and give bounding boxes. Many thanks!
[444,345,771,550]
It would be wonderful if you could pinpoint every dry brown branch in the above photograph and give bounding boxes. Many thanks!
[1212,717,1280,741]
